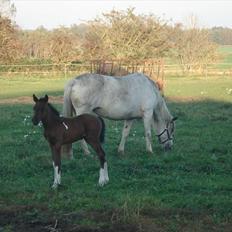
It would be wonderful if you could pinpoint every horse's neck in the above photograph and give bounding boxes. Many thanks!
[155,98,172,131]
[160,100,171,121]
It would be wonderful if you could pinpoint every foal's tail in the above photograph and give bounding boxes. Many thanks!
[98,117,105,144]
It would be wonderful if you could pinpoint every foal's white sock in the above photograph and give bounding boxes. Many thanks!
[99,162,109,186]
[52,162,61,188]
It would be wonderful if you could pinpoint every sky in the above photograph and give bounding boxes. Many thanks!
[12,0,232,30]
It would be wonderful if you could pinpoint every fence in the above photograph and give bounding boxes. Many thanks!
[0,61,231,78]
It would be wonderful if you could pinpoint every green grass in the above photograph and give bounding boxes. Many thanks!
[218,45,232,62]
[0,76,232,231]
[165,76,232,102]
[0,76,67,100]
[216,45,232,69]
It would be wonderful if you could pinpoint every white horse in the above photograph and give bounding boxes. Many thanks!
[62,73,177,158]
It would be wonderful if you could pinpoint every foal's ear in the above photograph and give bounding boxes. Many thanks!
[44,94,49,102]
[33,94,38,102]
[172,116,178,122]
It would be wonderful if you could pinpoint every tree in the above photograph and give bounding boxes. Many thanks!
[171,17,218,73]
[0,15,21,64]
[0,0,21,64]
[0,0,16,19]
[210,27,232,45]
[49,27,81,63]
[81,8,171,61]
[20,27,50,60]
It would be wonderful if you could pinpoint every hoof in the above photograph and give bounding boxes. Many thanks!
[118,149,125,155]
[98,178,109,187]
[51,183,61,189]
[146,149,153,154]
[51,184,58,189]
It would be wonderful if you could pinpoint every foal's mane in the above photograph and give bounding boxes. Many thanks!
[47,103,60,117]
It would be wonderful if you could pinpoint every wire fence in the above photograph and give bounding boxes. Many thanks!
[0,62,231,78]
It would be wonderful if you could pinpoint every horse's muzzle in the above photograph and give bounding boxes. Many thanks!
[164,144,172,152]
[163,140,173,152]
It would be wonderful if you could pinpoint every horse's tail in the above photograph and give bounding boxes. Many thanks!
[62,79,75,159]
[98,117,105,144]
[63,79,75,117]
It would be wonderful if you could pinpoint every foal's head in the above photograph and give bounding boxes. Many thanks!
[32,94,49,125]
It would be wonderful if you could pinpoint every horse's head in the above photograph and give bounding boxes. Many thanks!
[157,116,177,151]
[32,94,49,125]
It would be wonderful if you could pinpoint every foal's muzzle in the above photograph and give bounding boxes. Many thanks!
[32,117,39,125]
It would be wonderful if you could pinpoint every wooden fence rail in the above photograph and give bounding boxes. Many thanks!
[0,61,231,78]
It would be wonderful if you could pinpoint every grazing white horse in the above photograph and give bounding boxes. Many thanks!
[62,73,177,158]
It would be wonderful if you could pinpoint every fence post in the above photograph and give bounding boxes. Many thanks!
[64,63,67,78]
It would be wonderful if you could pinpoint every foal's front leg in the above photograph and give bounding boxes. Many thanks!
[50,144,61,188]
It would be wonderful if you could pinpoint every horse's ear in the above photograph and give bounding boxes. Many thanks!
[172,116,178,122]
[44,94,48,102]
[33,94,38,102]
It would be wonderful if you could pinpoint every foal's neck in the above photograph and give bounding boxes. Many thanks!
[42,105,61,129]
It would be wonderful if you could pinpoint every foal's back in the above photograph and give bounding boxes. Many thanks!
[63,114,102,142]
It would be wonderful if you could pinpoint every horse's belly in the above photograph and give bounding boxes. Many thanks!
[94,106,142,120]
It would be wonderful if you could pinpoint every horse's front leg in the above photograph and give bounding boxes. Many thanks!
[118,120,133,154]
[50,144,62,189]
[143,111,153,153]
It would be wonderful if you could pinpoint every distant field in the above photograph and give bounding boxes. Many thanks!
[218,45,232,61]
[216,45,232,69]
[0,75,231,102]
[0,76,67,100]
[0,74,232,231]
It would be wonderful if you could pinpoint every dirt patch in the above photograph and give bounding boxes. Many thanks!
[0,96,63,105]
[166,95,205,102]
[0,205,231,232]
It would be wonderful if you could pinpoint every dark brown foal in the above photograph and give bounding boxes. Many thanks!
[32,94,109,188]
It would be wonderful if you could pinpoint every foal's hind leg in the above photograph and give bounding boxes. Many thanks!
[85,138,109,186]
[118,120,133,154]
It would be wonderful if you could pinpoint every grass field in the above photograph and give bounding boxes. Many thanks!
[0,74,232,231]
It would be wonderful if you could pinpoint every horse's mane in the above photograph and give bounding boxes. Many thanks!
[48,103,60,117]
[159,97,172,122]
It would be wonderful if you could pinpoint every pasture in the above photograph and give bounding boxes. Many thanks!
[0,75,232,231]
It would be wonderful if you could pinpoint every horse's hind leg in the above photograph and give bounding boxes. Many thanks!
[85,138,109,186]
[74,106,92,156]
[118,120,133,154]
[80,140,91,156]
[62,144,73,159]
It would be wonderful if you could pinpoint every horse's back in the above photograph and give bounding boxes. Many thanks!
[65,72,161,119]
